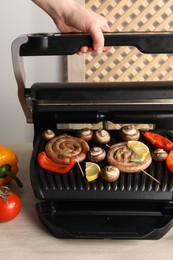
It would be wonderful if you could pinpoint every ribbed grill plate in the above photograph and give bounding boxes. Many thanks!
[30,130,173,201]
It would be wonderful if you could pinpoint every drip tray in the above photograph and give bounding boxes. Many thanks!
[36,200,173,239]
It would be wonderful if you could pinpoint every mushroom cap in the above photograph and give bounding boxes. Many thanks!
[119,124,140,141]
[94,129,111,144]
[77,128,93,142]
[42,129,55,141]
[152,148,168,161]
[101,165,120,182]
[88,147,106,163]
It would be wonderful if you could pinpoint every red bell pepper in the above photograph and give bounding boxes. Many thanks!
[142,132,173,151]
[38,152,75,174]
[166,149,173,173]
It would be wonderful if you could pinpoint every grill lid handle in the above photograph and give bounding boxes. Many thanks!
[20,32,173,56]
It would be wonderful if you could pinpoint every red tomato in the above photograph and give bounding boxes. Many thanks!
[0,187,22,222]
[166,149,173,174]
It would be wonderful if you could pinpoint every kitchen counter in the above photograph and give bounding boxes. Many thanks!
[1,143,173,260]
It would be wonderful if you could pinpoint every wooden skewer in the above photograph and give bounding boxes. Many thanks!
[76,160,85,177]
[141,169,160,185]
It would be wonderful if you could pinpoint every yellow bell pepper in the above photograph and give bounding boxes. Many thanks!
[0,145,23,187]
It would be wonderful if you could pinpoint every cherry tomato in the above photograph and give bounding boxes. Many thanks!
[166,149,173,174]
[0,186,22,222]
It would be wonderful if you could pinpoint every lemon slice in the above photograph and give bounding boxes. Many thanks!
[85,162,101,182]
[127,141,149,158]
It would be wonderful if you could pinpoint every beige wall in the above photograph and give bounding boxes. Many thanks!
[0,0,61,144]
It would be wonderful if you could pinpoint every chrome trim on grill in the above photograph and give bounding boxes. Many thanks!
[33,99,173,106]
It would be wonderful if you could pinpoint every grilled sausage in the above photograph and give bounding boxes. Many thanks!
[45,133,90,164]
[107,142,152,173]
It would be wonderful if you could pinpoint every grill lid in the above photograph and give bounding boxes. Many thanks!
[11,32,173,123]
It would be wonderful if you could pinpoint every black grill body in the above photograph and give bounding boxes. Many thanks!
[12,33,173,239]
[31,129,173,239]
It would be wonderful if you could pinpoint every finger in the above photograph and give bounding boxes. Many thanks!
[89,23,110,54]
[77,46,94,55]
[103,46,112,52]
[101,24,111,53]
[90,26,104,54]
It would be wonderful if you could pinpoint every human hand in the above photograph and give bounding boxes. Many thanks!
[32,0,111,54]
[53,1,111,54]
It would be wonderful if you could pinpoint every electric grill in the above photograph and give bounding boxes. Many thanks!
[11,32,173,239]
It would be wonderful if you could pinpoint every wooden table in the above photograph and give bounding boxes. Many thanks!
[1,143,173,260]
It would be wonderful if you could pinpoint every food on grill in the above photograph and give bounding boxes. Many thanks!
[38,151,75,174]
[94,129,111,144]
[77,128,93,142]
[127,140,149,158]
[107,142,152,173]
[101,165,120,182]
[85,162,101,182]
[152,149,168,162]
[87,147,106,162]
[42,129,55,141]
[45,134,90,164]
[166,149,173,174]
[142,131,173,151]
[119,124,140,141]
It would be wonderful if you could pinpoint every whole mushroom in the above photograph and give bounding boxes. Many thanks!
[119,124,140,141]
[101,165,120,182]
[94,129,111,144]
[77,128,93,142]
[42,129,55,141]
[88,147,106,163]
[152,148,168,161]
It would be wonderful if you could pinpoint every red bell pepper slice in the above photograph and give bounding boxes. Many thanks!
[142,132,173,151]
[37,152,75,174]
[166,149,173,174]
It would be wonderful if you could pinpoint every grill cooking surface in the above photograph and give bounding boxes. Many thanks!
[31,129,173,201]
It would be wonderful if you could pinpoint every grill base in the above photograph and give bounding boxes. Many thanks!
[36,201,173,239]
[30,129,173,239]
[30,130,173,239]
